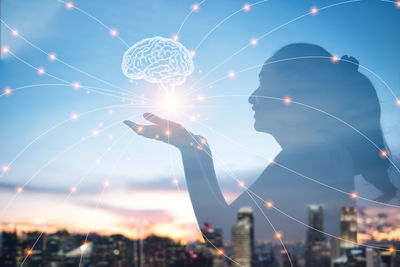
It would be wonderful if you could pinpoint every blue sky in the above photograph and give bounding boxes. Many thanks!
[1,0,400,240]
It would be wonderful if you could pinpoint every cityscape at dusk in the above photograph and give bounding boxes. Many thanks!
[1,0,400,266]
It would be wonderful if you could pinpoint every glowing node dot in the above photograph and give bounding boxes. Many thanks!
[350,191,358,200]
[37,67,45,76]
[16,186,23,193]
[283,96,292,105]
[265,201,274,209]
[2,165,9,173]
[92,129,99,136]
[72,81,81,89]
[2,46,10,54]
[103,181,110,188]
[196,145,203,150]
[200,138,207,145]
[3,87,12,96]
[380,149,389,158]
[310,6,318,15]
[250,38,258,46]
[48,53,57,61]
[172,178,179,185]
[217,249,224,256]
[331,55,339,63]
[191,3,200,11]
[66,2,74,10]
[396,1,400,8]
[70,112,79,120]
[238,180,245,188]
[396,99,400,106]
[11,29,19,37]
[172,34,180,41]
[164,129,171,136]
[71,187,77,193]
[227,71,236,79]
[275,232,282,239]
[80,242,88,251]
[110,29,118,37]
[268,158,275,165]
[26,248,33,256]
[155,134,160,139]
[190,50,196,57]
[243,3,251,12]
[137,126,144,133]
[388,246,396,254]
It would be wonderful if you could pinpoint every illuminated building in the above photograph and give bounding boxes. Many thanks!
[201,222,224,267]
[305,204,330,267]
[0,231,17,267]
[232,207,253,267]
[340,207,357,250]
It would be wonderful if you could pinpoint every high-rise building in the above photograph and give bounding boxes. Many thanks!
[340,207,357,250]
[202,222,224,267]
[0,231,18,267]
[305,204,330,267]
[232,207,253,267]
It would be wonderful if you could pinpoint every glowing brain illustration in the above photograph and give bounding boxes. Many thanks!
[121,36,194,89]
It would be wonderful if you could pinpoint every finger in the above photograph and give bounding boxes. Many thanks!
[123,120,144,134]
[143,113,168,126]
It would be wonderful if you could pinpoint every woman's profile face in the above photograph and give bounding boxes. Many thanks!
[248,67,297,135]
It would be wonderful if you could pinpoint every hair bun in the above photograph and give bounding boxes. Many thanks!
[339,55,359,71]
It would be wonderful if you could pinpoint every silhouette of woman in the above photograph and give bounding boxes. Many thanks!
[124,43,397,245]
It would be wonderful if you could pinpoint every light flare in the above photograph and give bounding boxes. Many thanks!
[16,186,23,193]
[172,34,180,41]
[350,191,357,200]
[70,112,79,120]
[283,96,292,105]
[331,55,339,63]
[275,232,282,239]
[11,29,19,37]
[3,87,12,96]
[49,53,57,61]
[250,38,258,46]
[37,67,45,75]
[191,3,200,11]
[110,29,118,37]
[227,71,236,79]
[265,201,274,209]
[2,165,9,172]
[243,3,251,11]
[310,6,318,15]
[66,2,74,10]
[380,149,389,158]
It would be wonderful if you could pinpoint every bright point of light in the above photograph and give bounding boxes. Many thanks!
[191,3,200,11]
[250,38,258,46]
[310,6,318,15]
[155,134,160,139]
[196,145,203,150]
[217,249,224,256]
[227,71,236,79]
[16,186,23,193]
[268,158,275,164]
[136,126,144,133]
[37,67,45,75]
[26,248,33,256]
[70,112,79,120]
[172,178,179,185]
[283,96,292,105]
[2,165,9,173]
[71,187,77,193]
[396,99,400,106]
[2,46,10,54]
[110,29,118,37]
[275,232,282,239]
[238,180,245,188]
[11,29,19,37]
[243,3,251,11]
[388,246,396,254]
[92,129,99,136]
[72,81,81,89]
[49,53,57,61]
[350,191,357,200]
[190,50,196,57]
[380,149,388,158]
[396,1,400,7]
[331,55,339,63]
[80,242,89,251]
[265,201,274,209]
[3,87,12,96]
[200,138,207,145]
[103,181,110,188]
[172,34,179,41]
[66,2,74,9]
[164,129,171,136]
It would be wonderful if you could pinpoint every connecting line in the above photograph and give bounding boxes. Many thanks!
[176,0,207,35]
[17,115,143,267]
[0,103,137,179]
[184,131,294,266]
[194,0,269,51]
[0,19,135,97]
[186,55,398,102]
[192,115,400,209]
[78,128,134,266]
[56,0,129,48]
[189,0,362,90]
[246,190,294,267]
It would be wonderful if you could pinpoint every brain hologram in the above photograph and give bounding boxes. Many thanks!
[122,36,194,89]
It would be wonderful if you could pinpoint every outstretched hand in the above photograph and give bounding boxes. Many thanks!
[124,113,205,150]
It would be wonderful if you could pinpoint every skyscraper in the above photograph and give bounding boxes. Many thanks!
[305,204,330,267]
[232,206,253,267]
[202,222,224,267]
[340,207,357,250]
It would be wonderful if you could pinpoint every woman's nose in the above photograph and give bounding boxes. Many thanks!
[248,89,259,104]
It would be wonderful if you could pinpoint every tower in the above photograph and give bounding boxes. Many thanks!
[232,207,253,267]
